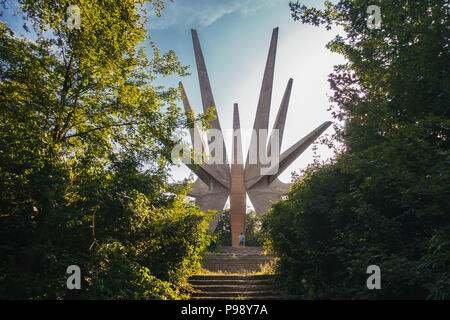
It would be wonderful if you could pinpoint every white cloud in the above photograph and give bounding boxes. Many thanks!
[147,0,280,30]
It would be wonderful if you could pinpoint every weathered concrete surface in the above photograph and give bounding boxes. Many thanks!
[247,178,291,218]
[244,27,278,191]
[188,178,229,232]
[191,29,231,190]
[180,81,231,190]
[268,121,332,185]
[267,78,293,157]
[179,81,208,158]
[230,104,246,246]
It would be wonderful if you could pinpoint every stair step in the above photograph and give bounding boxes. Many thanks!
[190,296,280,300]
[213,246,272,253]
[189,275,274,281]
[203,262,271,264]
[189,280,273,286]
[201,268,265,272]
[191,284,273,292]
[188,247,279,300]
[191,291,274,297]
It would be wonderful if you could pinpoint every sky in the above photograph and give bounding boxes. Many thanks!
[1,0,345,207]
[145,0,345,185]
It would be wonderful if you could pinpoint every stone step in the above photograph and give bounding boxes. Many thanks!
[215,246,271,253]
[200,268,263,273]
[200,269,266,273]
[204,258,272,260]
[201,247,276,275]
[202,264,270,268]
[189,275,273,281]
[191,284,273,292]
[202,256,275,272]
[206,252,274,255]
[202,266,270,269]
[203,260,270,265]
[201,270,265,272]
[190,296,280,300]
[203,262,271,264]
[207,258,274,260]
[189,279,273,286]
[204,255,274,258]
[191,290,274,298]
[202,262,272,266]
[188,248,280,300]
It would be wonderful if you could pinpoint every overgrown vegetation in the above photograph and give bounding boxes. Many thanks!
[263,0,449,299]
[0,0,212,299]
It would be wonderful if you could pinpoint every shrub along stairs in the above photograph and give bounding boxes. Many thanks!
[188,246,280,300]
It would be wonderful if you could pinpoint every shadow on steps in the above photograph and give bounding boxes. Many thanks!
[187,247,281,300]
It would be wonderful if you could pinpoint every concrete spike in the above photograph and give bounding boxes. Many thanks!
[233,104,240,129]
[268,121,332,184]
[188,178,230,232]
[180,81,229,189]
[230,104,246,246]
[247,178,290,217]
[179,81,209,156]
[252,27,278,132]
[191,30,225,149]
[191,29,231,188]
[185,163,212,187]
[244,27,279,189]
[267,78,293,157]
[232,104,243,165]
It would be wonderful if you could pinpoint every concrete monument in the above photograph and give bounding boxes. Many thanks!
[179,28,331,246]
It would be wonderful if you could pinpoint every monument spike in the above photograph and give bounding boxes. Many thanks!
[230,104,246,246]
[247,178,291,218]
[179,81,209,155]
[267,78,293,157]
[232,103,243,165]
[244,27,279,189]
[179,81,222,187]
[191,30,225,146]
[191,29,231,189]
[268,121,332,184]
[253,27,278,132]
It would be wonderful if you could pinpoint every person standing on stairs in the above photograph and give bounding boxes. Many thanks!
[239,233,245,247]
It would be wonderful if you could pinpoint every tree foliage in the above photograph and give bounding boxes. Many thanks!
[0,0,212,299]
[263,0,449,299]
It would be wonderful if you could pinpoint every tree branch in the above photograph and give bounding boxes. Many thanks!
[63,121,140,140]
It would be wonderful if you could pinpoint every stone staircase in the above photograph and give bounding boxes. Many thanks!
[189,274,279,300]
[188,246,280,300]
[201,246,275,273]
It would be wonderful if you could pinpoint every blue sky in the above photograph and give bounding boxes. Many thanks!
[1,0,345,190]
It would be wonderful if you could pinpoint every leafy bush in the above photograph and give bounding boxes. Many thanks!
[263,0,449,299]
[0,0,211,299]
[264,145,449,299]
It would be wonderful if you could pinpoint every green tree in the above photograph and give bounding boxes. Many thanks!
[263,0,449,299]
[0,0,211,299]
